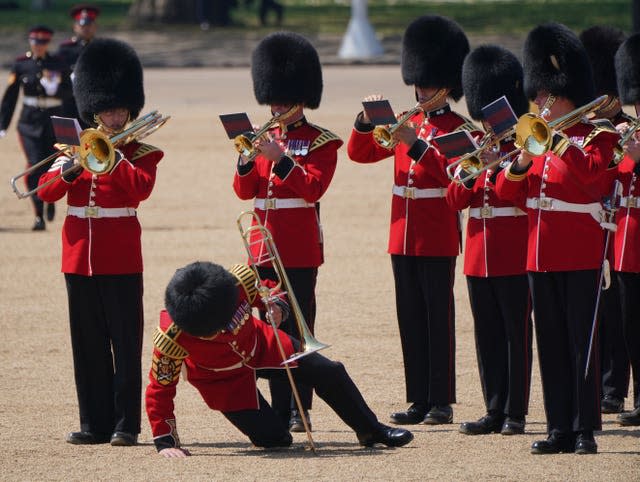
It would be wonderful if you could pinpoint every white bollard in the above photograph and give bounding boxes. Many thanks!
[338,0,384,59]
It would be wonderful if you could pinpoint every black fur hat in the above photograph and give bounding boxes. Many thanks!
[615,33,640,105]
[462,45,529,120]
[251,31,322,109]
[165,262,239,337]
[401,15,469,101]
[73,38,145,126]
[523,23,595,107]
[580,25,626,97]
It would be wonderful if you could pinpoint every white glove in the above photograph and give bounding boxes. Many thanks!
[0,130,6,139]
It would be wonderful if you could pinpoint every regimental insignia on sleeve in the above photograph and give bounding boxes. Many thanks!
[309,126,341,152]
[152,354,182,386]
[229,264,258,303]
[131,143,161,161]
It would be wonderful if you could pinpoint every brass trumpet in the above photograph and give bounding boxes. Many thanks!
[233,114,279,162]
[372,104,423,149]
[613,116,640,165]
[449,95,608,184]
[10,111,170,199]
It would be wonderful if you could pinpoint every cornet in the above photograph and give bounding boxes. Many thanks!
[372,104,423,149]
[10,111,170,199]
[233,114,279,162]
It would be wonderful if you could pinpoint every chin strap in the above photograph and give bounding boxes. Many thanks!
[418,88,450,112]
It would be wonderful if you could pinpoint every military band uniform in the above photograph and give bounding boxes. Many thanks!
[37,39,162,446]
[145,262,413,454]
[0,26,72,229]
[448,45,533,436]
[496,23,620,455]
[347,15,473,424]
[232,32,340,429]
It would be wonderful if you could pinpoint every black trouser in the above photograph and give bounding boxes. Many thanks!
[18,131,56,218]
[467,274,532,419]
[528,270,602,436]
[257,266,317,418]
[391,255,456,406]
[599,272,630,401]
[64,273,144,435]
[222,345,380,447]
[616,271,640,408]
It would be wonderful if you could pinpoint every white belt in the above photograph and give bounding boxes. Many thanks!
[23,96,63,108]
[526,197,601,215]
[621,196,640,208]
[392,185,446,199]
[469,206,526,219]
[254,198,314,210]
[67,206,137,218]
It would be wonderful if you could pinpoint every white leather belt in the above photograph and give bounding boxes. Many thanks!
[67,206,137,218]
[469,206,526,219]
[254,198,314,210]
[526,197,601,215]
[621,196,640,208]
[392,185,446,199]
[23,96,62,108]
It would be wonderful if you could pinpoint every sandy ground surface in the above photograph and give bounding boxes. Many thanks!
[0,65,639,481]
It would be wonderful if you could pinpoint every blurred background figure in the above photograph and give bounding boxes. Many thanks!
[0,25,72,231]
[258,0,283,27]
[196,0,236,29]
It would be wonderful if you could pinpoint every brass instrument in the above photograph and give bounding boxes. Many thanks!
[613,116,640,165]
[237,210,330,452]
[10,111,169,199]
[233,114,279,162]
[372,104,423,149]
[449,95,609,184]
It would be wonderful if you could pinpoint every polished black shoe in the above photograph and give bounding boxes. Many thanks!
[66,431,111,445]
[601,396,624,414]
[32,216,45,231]
[358,425,414,447]
[390,403,429,425]
[423,405,453,425]
[46,203,55,222]
[501,417,525,435]
[459,413,504,435]
[617,406,640,426]
[530,434,574,454]
[574,432,597,455]
[110,432,138,446]
[289,409,312,433]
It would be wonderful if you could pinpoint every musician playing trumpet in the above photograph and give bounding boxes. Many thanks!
[232,32,342,433]
[37,38,164,447]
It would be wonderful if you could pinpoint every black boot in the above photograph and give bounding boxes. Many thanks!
[423,405,453,425]
[617,406,640,426]
[574,431,597,455]
[32,216,45,231]
[530,433,574,454]
[389,403,429,425]
[358,424,414,447]
[459,413,504,435]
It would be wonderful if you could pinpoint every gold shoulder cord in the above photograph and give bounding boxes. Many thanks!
[308,125,342,152]
[152,323,188,359]
[132,143,161,162]
[229,264,258,303]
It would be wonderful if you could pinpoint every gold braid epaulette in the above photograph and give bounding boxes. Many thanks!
[551,135,572,157]
[308,125,342,152]
[153,323,189,359]
[582,122,618,148]
[132,143,161,161]
[453,116,479,134]
[229,264,258,303]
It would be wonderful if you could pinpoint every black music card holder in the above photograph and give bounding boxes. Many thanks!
[481,95,518,137]
[51,116,82,146]
[432,130,479,158]
[219,112,254,139]
[362,100,398,126]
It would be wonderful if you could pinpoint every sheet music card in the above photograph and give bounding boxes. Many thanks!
[219,113,254,139]
[362,100,398,126]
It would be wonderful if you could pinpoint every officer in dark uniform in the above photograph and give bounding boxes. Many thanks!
[580,25,632,415]
[57,4,100,127]
[0,25,72,230]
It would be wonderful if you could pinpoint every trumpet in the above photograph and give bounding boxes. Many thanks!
[237,210,329,452]
[10,111,170,199]
[233,114,279,162]
[372,104,423,149]
[449,95,609,184]
[612,116,640,165]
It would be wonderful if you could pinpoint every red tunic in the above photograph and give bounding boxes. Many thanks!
[614,155,640,272]
[145,283,296,442]
[446,140,528,277]
[37,141,163,275]
[496,122,618,272]
[233,119,341,268]
[347,107,477,256]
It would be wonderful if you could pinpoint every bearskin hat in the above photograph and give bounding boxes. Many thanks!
[462,45,528,120]
[251,31,323,109]
[579,25,626,97]
[401,15,469,101]
[165,262,239,337]
[73,38,145,126]
[523,23,595,107]
[615,33,640,105]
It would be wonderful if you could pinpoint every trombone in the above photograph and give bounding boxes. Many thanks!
[613,116,640,165]
[10,111,170,199]
[448,95,609,184]
[372,103,423,149]
[233,114,279,162]
[237,210,330,452]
